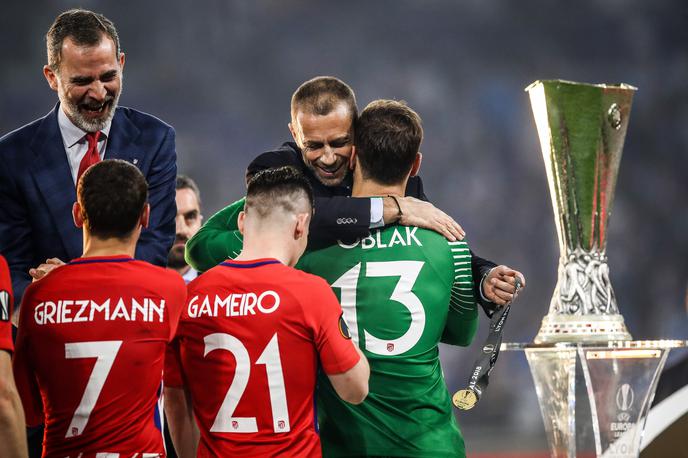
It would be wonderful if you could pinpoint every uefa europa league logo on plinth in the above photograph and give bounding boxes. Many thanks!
[526,80,636,343]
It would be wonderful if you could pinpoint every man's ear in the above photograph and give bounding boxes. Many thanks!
[237,211,246,236]
[294,212,310,240]
[349,146,357,170]
[410,152,423,177]
[119,52,125,70]
[43,65,58,92]
[72,202,84,228]
[140,204,150,229]
[288,121,298,144]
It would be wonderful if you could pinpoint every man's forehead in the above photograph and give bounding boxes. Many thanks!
[60,35,118,67]
[176,188,200,211]
[295,104,353,140]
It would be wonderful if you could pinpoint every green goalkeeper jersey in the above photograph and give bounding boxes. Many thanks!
[298,225,478,458]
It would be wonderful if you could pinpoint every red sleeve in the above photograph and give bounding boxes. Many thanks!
[12,285,44,426]
[164,337,184,388]
[0,256,14,352]
[308,278,360,375]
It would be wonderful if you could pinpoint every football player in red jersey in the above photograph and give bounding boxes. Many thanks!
[0,255,28,457]
[13,160,187,457]
[165,166,369,457]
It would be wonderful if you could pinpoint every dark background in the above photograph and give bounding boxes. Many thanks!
[2,0,687,454]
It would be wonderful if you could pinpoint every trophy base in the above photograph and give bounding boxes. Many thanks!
[535,314,632,343]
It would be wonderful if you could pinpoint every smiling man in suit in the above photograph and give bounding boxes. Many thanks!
[0,9,176,307]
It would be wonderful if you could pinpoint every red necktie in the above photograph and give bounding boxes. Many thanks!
[76,131,102,185]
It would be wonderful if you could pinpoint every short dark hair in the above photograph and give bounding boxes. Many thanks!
[246,166,314,219]
[291,76,358,122]
[176,175,202,207]
[354,100,423,186]
[46,9,120,71]
[78,160,148,240]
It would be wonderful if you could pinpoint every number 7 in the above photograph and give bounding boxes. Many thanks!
[64,341,122,437]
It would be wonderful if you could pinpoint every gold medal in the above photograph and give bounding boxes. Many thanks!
[452,389,478,410]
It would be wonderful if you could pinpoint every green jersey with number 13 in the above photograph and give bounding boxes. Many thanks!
[298,224,479,458]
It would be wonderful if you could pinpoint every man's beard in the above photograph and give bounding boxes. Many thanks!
[61,79,122,133]
[167,244,188,270]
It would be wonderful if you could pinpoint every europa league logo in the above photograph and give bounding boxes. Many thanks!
[616,384,634,412]
[526,80,636,343]
[0,290,9,321]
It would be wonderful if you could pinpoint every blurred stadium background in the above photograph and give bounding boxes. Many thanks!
[2,1,687,455]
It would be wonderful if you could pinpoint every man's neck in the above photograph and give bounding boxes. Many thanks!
[82,233,137,259]
[351,170,407,198]
[234,231,298,267]
[172,264,191,276]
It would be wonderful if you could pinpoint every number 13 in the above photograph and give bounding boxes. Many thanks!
[332,260,425,355]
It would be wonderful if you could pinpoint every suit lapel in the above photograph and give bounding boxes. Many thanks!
[106,109,143,167]
[29,105,81,258]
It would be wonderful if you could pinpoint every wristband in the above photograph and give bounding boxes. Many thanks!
[387,195,403,223]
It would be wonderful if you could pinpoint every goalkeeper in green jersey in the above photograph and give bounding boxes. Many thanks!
[297,100,524,457]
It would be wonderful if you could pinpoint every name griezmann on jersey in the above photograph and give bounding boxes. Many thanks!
[33,298,166,325]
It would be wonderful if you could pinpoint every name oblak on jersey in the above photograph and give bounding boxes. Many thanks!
[337,226,423,250]
[33,298,166,325]
[187,290,280,318]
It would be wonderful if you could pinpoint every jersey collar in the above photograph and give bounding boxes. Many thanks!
[68,254,135,265]
[220,258,282,269]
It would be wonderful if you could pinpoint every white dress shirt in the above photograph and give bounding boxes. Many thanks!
[182,266,198,284]
[57,108,112,185]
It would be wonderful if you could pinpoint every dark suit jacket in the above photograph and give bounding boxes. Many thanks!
[247,142,499,314]
[0,104,177,304]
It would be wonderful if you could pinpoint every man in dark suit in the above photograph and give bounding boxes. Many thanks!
[0,9,176,308]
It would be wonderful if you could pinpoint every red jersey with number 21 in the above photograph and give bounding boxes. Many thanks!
[165,258,360,458]
[13,255,186,458]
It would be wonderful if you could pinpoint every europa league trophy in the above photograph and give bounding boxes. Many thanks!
[527,80,634,343]
[505,80,687,458]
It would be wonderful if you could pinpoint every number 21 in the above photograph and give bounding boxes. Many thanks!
[205,332,290,434]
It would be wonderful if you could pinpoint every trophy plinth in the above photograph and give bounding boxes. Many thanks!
[503,341,687,458]
[526,80,636,343]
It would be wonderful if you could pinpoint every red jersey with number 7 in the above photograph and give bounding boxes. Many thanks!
[13,255,186,458]
[164,258,360,458]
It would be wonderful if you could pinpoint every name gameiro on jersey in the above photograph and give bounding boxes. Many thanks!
[187,291,281,318]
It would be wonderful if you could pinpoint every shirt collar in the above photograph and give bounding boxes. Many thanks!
[57,104,112,148]
[182,267,198,284]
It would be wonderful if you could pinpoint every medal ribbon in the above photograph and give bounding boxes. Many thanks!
[453,278,520,410]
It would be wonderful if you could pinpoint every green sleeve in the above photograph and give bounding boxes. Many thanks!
[441,241,479,346]
[185,197,245,272]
